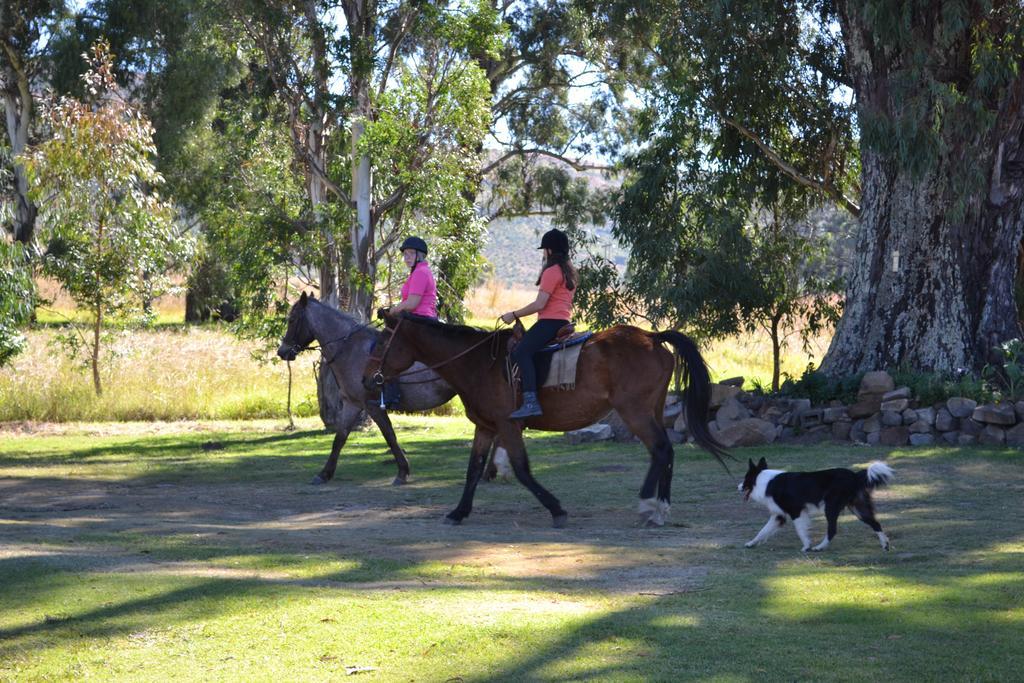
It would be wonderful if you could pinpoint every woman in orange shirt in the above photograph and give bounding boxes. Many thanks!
[500,228,577,419]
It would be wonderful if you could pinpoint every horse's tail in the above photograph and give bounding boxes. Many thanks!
[651,330,732,470]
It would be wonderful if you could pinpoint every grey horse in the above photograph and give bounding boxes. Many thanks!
[277,292,457,485]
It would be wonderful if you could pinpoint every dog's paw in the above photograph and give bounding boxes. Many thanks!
[744,540,758,548]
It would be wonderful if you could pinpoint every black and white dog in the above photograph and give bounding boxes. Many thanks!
[739,458,894,552]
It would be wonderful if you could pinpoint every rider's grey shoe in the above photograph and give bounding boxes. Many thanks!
[509,391,543,419]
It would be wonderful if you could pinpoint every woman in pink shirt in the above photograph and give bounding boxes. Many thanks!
[382,236,437,407]
[500,228,577,419]
[390,236,438,318]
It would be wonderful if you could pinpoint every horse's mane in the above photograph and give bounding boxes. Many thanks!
[306,298,381,338]
[397,313,512,340]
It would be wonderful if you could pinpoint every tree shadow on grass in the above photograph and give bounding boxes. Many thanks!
[1,438,1022,678]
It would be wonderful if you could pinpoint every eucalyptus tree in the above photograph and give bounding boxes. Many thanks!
[0,0,68,245]
[587,0,1024,375]
[230,0,497,320]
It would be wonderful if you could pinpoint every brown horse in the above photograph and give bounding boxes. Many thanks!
[364,312,729,527]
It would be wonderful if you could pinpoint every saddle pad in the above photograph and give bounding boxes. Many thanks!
[541,341,585,390]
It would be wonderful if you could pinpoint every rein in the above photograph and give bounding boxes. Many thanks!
[368,317,505,387]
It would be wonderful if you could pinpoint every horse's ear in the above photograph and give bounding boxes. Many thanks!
[310,292,317,301]
[757,457,767,469]
[299,291,308,305]
[748,458,755,468]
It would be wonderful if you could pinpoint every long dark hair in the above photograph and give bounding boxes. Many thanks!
[536,250,577,291]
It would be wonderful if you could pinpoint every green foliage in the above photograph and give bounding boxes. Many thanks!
[891,366,994,406]
[0,239,36,365]
[178,86,310,342]
[20,40,190,393]
[983,338,1024,402]
[780,364,863,405]
[782,363,997,407]
[363,55,492,322]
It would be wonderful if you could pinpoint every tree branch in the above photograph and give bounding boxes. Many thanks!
[481,147,616,175]
[721,116,861,218]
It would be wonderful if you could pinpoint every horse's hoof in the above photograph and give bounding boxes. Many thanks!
[310,474,328,486]
[443,515,463,526]
[552,513,568,528]
[391,476,407,486]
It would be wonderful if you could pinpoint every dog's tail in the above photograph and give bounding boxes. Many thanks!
[862,462,895,489]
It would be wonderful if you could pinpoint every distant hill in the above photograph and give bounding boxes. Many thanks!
[481,215,628,287]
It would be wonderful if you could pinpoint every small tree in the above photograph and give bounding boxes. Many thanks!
[22,40,187,395]
[745,211,843,392]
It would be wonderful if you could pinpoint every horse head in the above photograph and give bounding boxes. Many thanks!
[277,292,317,361]
[362,312,417,390]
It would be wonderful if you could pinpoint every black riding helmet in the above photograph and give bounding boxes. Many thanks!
[399,236,428,255]
[538,228,569,254]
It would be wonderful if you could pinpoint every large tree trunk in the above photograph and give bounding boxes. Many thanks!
[2,58,37,244]
[821,6,1024,376]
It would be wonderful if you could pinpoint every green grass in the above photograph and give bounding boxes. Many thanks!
[2,321,820,422]
[1,415,1022,681]
[0,328,320,422]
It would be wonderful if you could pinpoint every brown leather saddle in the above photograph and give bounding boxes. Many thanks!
[506,318,591,355]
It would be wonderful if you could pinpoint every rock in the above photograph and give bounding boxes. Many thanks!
[902,408,918,425]
[601,410,636,442]
[947,397,978,419]
[972,403,1017,426]
[881,410,904,427]
[941,430,960,445]
[866,431,881,445]
[960,418,984,436]
[1016,400,1024,422]
[915,407,936,426]
[957,434,978,446]
[1005,423,1024,447]
[979,425,1006,446]
[799,408,824,429]
[673,412,688,434]
[665,393,682,407]
[832,420,852,440]
[908,420,932,434]
[863,413,882,433]
[719,376,744,387]
[662,402,683,428]
[565,423,613,444]
[822,407,849,424]
[882,386,912,401]
[665,428,685,445]
[713,418,778,447]
[879,426,909,446]
[860,371,895,395]
[790,398,812,414]
[850,419,867,443]
[710,384,741,408]
[881,398,910,412]
[935,408,956,432]
[849,396,884,418]
[909,433,935,446]
[779,426,796,440]
[715,396,751,427]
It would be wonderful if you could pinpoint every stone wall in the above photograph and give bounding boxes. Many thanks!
[567,371,1024,448]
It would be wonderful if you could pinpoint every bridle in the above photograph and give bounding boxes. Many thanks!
[282,306,375,365]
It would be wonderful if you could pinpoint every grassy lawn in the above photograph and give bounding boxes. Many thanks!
[1,415,1022,681]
